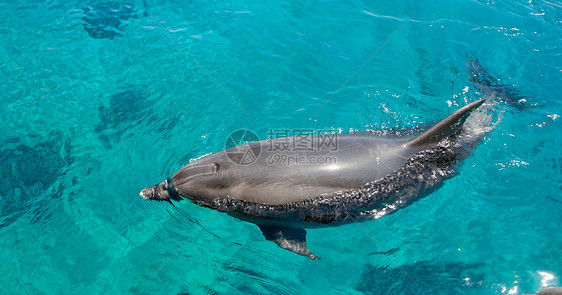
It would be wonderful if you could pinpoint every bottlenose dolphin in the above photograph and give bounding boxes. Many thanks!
[535,287,562,295]
[140,97,490,259]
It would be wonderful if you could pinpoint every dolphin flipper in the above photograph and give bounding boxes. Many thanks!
[258,225,320,259]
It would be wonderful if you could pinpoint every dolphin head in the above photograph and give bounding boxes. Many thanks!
[141,152,242,202]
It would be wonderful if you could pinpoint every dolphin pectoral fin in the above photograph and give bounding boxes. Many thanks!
[258,225,320,260]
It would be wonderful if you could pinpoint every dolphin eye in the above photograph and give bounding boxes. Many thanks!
[212,163,220,173]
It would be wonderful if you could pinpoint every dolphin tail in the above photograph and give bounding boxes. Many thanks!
[406,99,485,148]
[467,58,530,110]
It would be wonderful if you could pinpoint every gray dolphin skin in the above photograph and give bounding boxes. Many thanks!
[140,97,492,259]
[536,287,562,295]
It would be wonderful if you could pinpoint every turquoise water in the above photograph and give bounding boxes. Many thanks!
[1,0,561,294]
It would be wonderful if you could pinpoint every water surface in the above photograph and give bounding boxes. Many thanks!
[0,0,561,294]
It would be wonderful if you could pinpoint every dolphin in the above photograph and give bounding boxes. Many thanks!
[535,287,562,295]
[140,97,490,259]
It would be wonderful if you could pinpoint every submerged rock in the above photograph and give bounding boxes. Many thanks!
[0,132,72,226]
[82,2,138,39]
[95,89,149,147]
[356,260,486,294]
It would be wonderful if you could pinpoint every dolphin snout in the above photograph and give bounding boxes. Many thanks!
[139,178,183,202]
[139,187,153,200]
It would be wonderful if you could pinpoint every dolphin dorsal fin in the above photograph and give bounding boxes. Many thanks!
[406,99,485,148]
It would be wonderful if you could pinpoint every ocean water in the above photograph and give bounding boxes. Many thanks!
[0,0,561,294]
